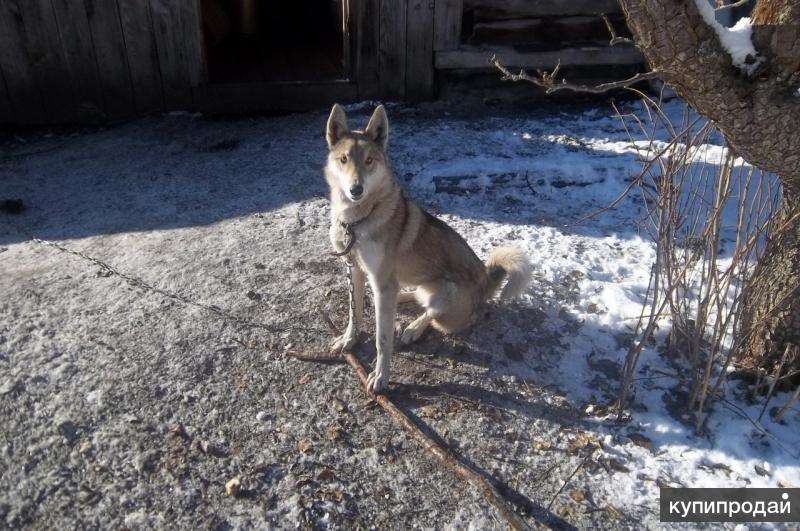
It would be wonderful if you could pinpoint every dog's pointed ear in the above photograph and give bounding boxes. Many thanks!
[326,104,349,148]
[365,105,389,149]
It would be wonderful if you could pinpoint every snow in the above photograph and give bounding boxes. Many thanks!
[693,0,763,75]
[1,97,798,529]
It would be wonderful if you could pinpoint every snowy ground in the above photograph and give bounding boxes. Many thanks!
[1,97,798,530]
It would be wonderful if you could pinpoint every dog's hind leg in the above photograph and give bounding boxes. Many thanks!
[400,311,433,345]
[330,261,366,353]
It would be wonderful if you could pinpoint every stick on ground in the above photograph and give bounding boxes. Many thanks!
[341,350,530,531]
[287,309,531,530]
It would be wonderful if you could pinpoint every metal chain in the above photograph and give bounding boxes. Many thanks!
[345,256,356,330]
[30,237,324,334]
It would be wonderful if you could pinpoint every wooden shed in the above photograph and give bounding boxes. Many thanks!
[0,0,643,125]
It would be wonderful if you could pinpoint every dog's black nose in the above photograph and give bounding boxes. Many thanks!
[350,184,364,198]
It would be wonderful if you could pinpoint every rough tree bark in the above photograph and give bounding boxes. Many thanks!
[618,0,800,370]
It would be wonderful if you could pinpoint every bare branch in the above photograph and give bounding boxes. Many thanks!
[490,55,660,94]
[600,13,634,46]
[715,0,751,10]
[341,350,531,530]
[287,310,533,530]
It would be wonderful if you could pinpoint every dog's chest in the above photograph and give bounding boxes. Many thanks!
[354,235,383,276]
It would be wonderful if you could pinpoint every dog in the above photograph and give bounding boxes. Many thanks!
[324,104,532,393]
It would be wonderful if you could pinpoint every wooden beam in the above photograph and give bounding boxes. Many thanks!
[435,44,644,69]
[192,81,359,114]
[464,0,622,17]
[16,0,78,123]
[379,0,407,101]
[118,0,164,114]
[406,0,435,101]
[84,0,136,122]
[0,67,13,123]
[0,0,46,123]
[149,0,193,110]
[434,0,463,51]
[51,0,106,122]
[355,0,380,99]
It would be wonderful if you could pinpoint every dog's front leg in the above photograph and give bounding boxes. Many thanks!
[330,260,366,353]
[366,278,398,393]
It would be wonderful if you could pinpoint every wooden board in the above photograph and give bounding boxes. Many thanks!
[464,0,622,17]
[193,81,358,114]
[433,0,462,51]
[435,44,644,69]
[0,67,14,123]
[180,0,207,89]
[51,0,106,122]
[15,0,77,123]
[379,0,407,101]
[0,1,46,123]
[355,0,380,98]
[149,0,192,110]
[118,0,164,114]
[406,0,435,101]
[84,0,136,122]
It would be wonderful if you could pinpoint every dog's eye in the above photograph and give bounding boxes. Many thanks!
[365,157,373,165]
[339,155,348,164]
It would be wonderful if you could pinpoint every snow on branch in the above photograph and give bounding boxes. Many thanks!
[693,0,764,76]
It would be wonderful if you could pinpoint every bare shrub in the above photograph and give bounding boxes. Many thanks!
[613,92,793,433]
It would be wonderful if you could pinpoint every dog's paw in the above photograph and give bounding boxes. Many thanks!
[400,322,426,345]
[366,369,387,394]
[330,331,358,353]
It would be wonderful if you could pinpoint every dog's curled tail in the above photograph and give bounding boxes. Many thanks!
[485,246,532,301]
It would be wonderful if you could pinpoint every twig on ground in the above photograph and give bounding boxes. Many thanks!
[546,447,598,511]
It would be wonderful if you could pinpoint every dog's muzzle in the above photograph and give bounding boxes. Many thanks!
[349,184,364,199]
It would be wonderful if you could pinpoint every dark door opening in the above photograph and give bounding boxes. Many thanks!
[202,0,347,84]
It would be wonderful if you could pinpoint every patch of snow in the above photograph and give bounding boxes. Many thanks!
[694,0,763,75]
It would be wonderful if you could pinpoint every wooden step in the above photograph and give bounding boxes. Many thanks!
[435,44,643,70]
[464,0,623,18]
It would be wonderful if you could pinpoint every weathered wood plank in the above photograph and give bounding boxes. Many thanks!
[0,1,46,123]
[464,0,622,18]
[16,0,77,123]
[51,0,106,122]
[180,0,207,88]
[435,44,644,69]
[118,0,164,114]
[379,0,407,100]
[469,15,630,46]
[406,0,435,101]
[355,0,380,98]
[149,0,192,110]
[433,0,462,50]
[193,81,358,114]
[84,0,136,121]
[0,67,14,123]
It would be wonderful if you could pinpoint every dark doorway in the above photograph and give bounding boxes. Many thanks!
[202,0,347,84]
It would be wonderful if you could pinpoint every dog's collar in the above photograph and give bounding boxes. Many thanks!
[330,206,374,257]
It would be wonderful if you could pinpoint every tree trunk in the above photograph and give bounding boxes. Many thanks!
[618,0,800,366]
[740,195,800,370]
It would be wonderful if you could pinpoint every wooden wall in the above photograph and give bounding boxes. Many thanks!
[0,0,204,125]
[0,0,635,125]
[356,0,452,103]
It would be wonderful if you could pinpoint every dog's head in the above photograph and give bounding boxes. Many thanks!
[324,104,390,204]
